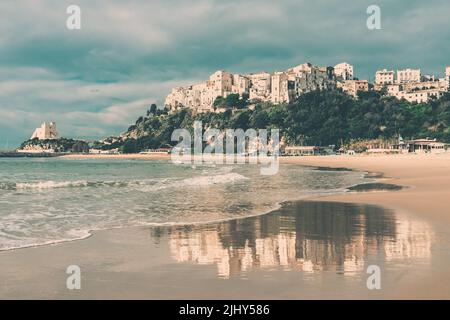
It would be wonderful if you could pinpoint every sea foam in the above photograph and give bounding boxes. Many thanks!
[1,172,248,192]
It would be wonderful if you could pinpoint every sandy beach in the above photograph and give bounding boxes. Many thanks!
[282,153,450,223]
[1,153,449,299]
[282,153,450,299]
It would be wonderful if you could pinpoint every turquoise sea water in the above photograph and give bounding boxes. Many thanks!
[0,158,368,251]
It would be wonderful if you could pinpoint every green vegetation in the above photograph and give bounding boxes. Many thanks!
[99,90,450,153]
[213,93,250,110]
[20,138,89,153]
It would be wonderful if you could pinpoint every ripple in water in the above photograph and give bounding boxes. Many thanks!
[0,158,369,251]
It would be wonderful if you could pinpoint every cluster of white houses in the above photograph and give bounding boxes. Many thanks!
[164,63,450,113]
[375,66,450,103]
[165,62,353,113]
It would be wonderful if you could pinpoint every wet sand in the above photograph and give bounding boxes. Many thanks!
[1,200,447,299]
[1,153,450,299]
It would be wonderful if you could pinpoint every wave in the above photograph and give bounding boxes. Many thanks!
[138,172,249,192]
[0,172,249,192]
[15,180,89,190]
[0,180,88,190]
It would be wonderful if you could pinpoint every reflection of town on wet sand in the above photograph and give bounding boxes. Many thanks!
[152,202,434,279]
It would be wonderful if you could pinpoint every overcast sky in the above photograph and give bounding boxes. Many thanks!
[1,0,449,148]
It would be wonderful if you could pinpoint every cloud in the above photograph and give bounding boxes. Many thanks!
[0,73,197,146]
[0,0,449,148]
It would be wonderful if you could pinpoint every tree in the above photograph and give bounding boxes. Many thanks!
[225,93,240,108]
[121,139,138,153]
[135,116,144,125]
[72,141,89,153]
[147,103,158,116]
[213,96,226,108]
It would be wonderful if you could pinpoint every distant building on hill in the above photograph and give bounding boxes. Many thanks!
[341,80,369,98]
[334,62,354,81]
[396,68,421,84]
[31,122,59,140]
[374,66,449,103]
[375,69,395,85]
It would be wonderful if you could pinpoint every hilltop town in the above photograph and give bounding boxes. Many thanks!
[164,62,450,113]
[9,62,450,157]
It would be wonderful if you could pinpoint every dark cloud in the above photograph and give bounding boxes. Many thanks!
[0,0,449,148]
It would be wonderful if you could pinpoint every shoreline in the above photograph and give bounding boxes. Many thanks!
[281,153,450,224]
[62,152,450,223]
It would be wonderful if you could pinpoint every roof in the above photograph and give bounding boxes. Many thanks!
[285,146,318,150]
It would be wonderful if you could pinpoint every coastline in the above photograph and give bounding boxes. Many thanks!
[60,153,172,160]
[1,153,449,299]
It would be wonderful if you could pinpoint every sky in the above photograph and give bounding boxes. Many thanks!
[0,0,449,148]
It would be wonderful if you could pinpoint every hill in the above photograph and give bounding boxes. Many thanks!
[94,90,450,153]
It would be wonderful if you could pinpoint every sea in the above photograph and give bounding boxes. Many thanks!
[0,157,368,251]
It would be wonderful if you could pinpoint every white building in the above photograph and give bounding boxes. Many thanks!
[334,62,354,80]
[232,74,250,95]
[375,69,395,85]
[439,78,449,91]
[209,70,233,97]
[402,81,439,92]
[397,68,421,84]
[386,84,401,96]
[248,72,272,101]
[30,122,59,140]
[393,88,443,103]
[341,80,369,98]
[288,63,335,95]
[444,66,450,91]
[271,72,294,104]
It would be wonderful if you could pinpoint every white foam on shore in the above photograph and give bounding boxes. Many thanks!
[15,180,89,190]
[138,172,249,192]
[3,170,248,192]
[0,229,93,252]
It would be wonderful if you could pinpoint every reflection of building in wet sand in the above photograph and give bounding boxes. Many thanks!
[384,214,433,261]
[160,202,434,278]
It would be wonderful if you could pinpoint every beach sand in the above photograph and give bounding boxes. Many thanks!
[1,153,449,299]
[281,153,450,299]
